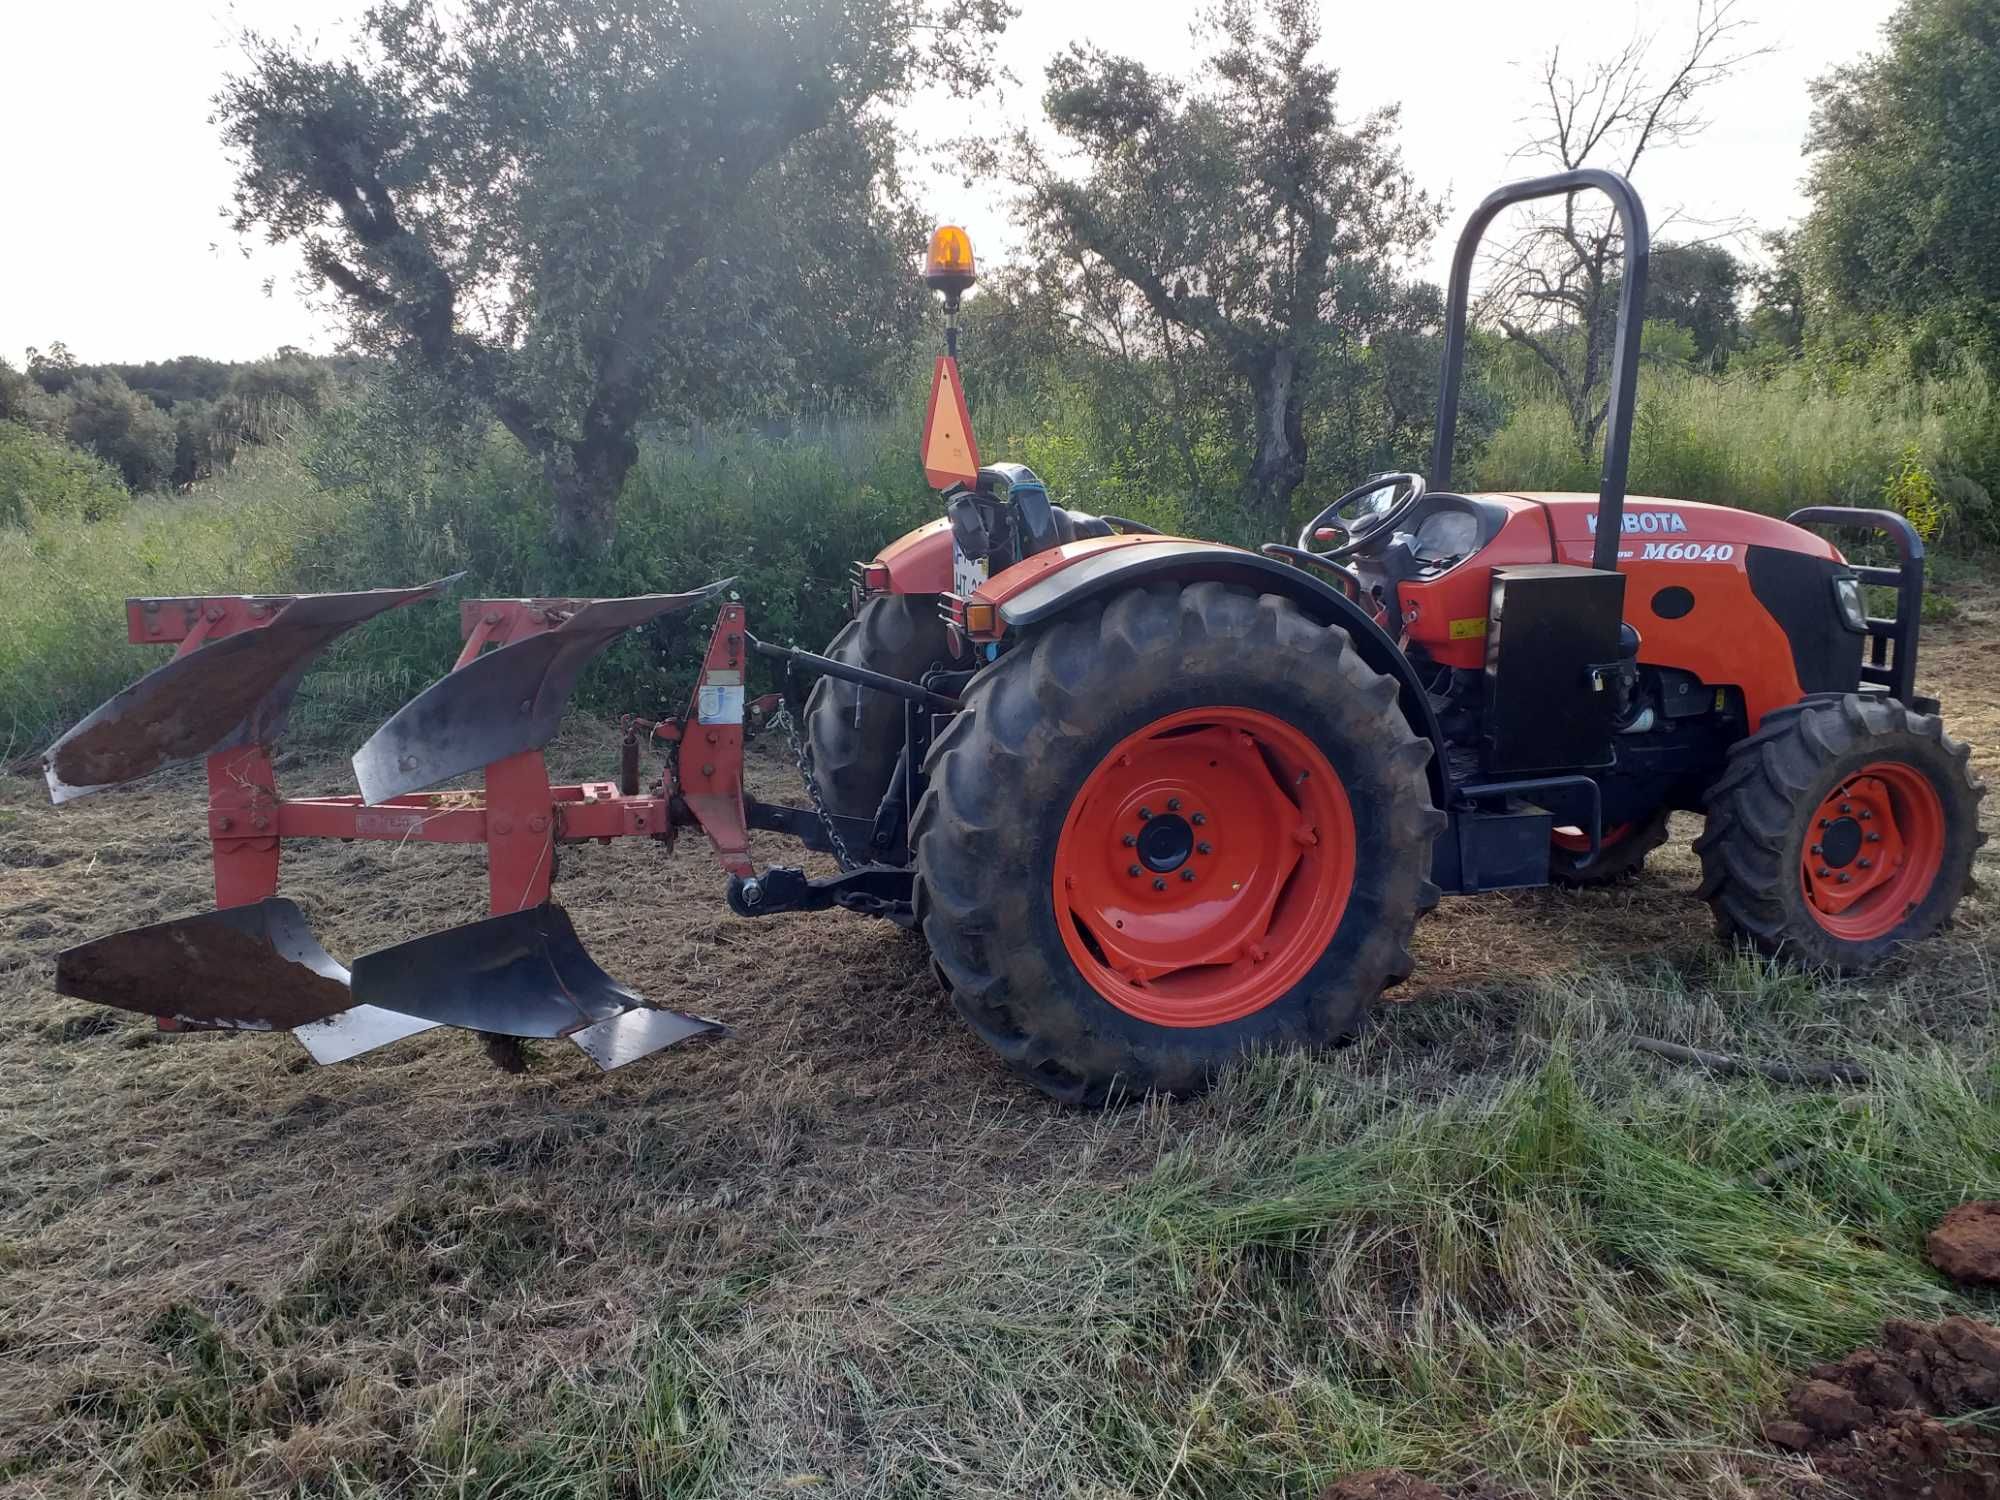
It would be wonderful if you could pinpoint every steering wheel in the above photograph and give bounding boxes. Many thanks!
[1296,472,1426,560]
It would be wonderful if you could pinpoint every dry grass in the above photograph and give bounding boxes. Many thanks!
[3,602,2000,1497]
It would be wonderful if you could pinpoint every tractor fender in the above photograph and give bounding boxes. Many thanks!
[991,539,1451,806]
[868,518,954,595]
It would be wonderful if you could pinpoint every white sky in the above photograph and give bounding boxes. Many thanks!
[0,0,1896,365]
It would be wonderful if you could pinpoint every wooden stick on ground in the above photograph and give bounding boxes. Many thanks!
[1631,1036,1872,1088]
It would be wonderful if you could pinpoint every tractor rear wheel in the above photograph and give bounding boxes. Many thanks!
[912,581,1443,1104]
[1696,694,1984,970]
[804,593,952,825]
[1549,806,1672,886]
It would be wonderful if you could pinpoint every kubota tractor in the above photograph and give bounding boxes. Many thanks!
[44,170,1985,1103]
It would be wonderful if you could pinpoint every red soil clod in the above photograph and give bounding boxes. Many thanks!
[1764,1314,2000,1500]
[1929,1201,2000,1287]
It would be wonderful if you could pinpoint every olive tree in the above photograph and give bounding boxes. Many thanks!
[1009,0,1439,534]
[217,0,1008,550]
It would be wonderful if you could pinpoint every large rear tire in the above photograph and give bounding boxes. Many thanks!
[913,581,1444,1104]
[803,593,952,823]
[1696,694,1984,970]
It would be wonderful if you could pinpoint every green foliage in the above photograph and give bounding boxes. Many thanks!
[0,420,128,530]
[1879,443,1955,544]
[281,378,942,724]
[1647,241,1746,365]
[0,444,318,755]
[216,0,1007,548]
[61,374,177,491]
[100,353,234,409]
[1805,0,2000,370]
[1640,318,1699,368]
[1012,0,1441,530]
[1475,356,2000,544]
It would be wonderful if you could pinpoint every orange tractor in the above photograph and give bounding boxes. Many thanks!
[45,171,1984,1101]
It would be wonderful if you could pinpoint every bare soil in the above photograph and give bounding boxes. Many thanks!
[1764,1315,2000,1500]
[1931,1202,2000,1287]
[5,594,2000,1494]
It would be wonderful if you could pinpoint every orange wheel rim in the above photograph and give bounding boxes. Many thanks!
[1798,760,1945,941]
[1051,706,1354,1028]
[1552,820,1632,854]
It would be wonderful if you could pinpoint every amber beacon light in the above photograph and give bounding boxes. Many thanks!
[923,225,976,307]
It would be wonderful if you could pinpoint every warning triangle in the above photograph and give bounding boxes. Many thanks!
[920,356,980,490]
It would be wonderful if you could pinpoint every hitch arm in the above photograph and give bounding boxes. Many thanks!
[744,632,960,712]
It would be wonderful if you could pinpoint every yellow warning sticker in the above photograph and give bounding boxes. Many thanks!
[1448,616,1488,640]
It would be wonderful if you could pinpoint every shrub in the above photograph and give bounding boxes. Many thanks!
[63,374,177,491]
[0,420,129,529]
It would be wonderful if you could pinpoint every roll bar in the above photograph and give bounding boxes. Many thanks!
[1429,169,1650,574]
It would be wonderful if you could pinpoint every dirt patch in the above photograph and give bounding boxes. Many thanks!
[1763,1315,2000,1500]
[1321,1472,1451,1500]
[1931,1201,2000,1287]
[1317,1471,1510,1500]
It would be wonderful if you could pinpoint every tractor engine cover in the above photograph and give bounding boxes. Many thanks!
[1482,564,1628,774]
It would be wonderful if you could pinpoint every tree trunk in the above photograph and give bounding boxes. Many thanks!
[1245,347,1307,536]
[543,425,637,555]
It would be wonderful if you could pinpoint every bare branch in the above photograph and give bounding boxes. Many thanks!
[1490,0,1770,454]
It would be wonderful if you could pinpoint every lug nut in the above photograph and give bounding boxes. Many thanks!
[1811,843,1823,855]
[1138,806,1152,821]
[1181,868,1196,882]
[1819,818,1831,829]
[1857,808,1872,820]
[1818,867,1831,878]
[1123,833,1137,847]
[1197,841,1212,855]
[1152,877,1167,891]
[1837,872,1852,884]
[1128,864,1142,877]
[1866,831,1882,842]
[1192,813,1207,826]
[1840,803,1852,814]
[1858,858,1873,869]
[1167,798,1181,812]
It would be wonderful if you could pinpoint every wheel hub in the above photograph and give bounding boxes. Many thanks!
[1136,812,1195,873]
[1818,815,1864,869]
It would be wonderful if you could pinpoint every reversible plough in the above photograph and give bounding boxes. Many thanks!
[42,575,902,1069]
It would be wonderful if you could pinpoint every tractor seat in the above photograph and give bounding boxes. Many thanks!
[1049,506,1116,543]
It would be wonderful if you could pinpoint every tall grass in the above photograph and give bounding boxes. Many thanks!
[1474,361,2000,543]
[0,445,333,761]
[4,355,1995,757]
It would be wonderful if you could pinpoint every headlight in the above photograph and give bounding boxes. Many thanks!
[1833,572,1868,633]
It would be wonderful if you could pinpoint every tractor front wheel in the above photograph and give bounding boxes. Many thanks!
[1697,694,1984,970]
[913,581,1443,1104]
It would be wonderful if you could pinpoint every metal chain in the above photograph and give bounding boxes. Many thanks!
[768,685,860,872]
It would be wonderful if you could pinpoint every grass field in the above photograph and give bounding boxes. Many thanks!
[1,567,1998,1496]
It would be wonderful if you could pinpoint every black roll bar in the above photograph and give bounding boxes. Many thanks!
[1430,168,1651,574]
